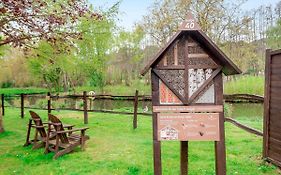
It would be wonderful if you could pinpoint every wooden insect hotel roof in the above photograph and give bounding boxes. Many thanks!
[141,13,242,76]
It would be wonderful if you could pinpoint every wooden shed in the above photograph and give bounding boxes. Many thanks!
[141,13,241,175]
[263,49,281,168]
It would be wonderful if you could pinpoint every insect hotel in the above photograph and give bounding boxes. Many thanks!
[141,13,241,175]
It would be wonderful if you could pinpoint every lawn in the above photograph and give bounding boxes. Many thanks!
[0,107,280,175]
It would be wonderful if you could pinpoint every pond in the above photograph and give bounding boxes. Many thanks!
[3,95,264,118]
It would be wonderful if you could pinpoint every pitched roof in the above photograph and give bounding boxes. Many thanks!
[141,13,242,76]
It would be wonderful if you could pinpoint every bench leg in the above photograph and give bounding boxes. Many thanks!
[23,119,32,147]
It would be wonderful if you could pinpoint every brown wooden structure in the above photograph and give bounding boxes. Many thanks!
[263,49,281,168]
[24,111,74,148]
[141,13,241,175]
[45,114,89,159]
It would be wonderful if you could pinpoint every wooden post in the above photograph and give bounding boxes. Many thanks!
[180,141,188,175]
[1,94,4,116]
[47,92,51,114]
[83,91,88,124]
[214,73,226,175]
[133,90,139,129]
[24,119,32,146]
[152,72,162,175]
[263,49,272,158]
[20,93,24,118]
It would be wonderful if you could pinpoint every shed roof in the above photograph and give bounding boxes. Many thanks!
[141,13,242,76]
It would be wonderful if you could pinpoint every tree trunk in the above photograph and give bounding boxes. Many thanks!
[0,107,4,133]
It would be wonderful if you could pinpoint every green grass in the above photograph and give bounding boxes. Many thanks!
[224,75,264,96]
[76,80,151,96]
[0,75,265,96]
[0,107,279,175]
[0,88,48,95]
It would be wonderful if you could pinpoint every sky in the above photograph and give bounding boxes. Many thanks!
[89,0,280,31]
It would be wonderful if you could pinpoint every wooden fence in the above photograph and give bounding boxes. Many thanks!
[1,91,265,133]
[0,91,152,129]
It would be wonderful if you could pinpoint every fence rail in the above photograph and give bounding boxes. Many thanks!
[0,91,265,132]
[223,94,264,103]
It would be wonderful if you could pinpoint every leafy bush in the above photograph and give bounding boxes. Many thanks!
[1,81,14,88]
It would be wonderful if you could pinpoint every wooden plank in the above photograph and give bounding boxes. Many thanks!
[163,55,167,66]
[21,93,24,118]
[187,42,198,47]
[266,157,281,168]
[225,118,263,136]
[270,95,281,101]
[47,92,51,115]
[151,71,162,175]
[184,37,189,104]
[1,94,4,116]
[269,143,281,155]
[269,88,281,94]
[270,75,281,81]
[188,53,209,58]
[270,80,281,87]
[269,119,281,128]
[153,105,223,113]
[270,49,281,56]
[269,131,281,141]
[269,146,281,158]
[269,137,281,148]
[133,90,139,129]
[180,141,188,175]
[23,119,32,146]
[270,99,281,106]
[156,65,185,70]
[269,126,281,134]
[271,63,281,68]
[268,150,281,162]
[263,49,272,158]
[271,68,281,75]
[269,102,281,109]
[271,55,281,64]
[214,73,226,175]
[157,113,220,141]
[269,110,281,117]
[188,64,219,69]
[174,42,178,66]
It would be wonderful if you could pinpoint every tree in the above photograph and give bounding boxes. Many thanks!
[139,0,245,46]
[266,19,281,49]
[76,3,119,89]
[109,26,144,85]
[0,0,101,47]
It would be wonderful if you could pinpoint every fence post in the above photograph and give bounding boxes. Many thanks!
[83,91,88,124]
[133,90,139,129]
[1,94,4,116]
[47,92,51,114]
[20,93,24,118]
